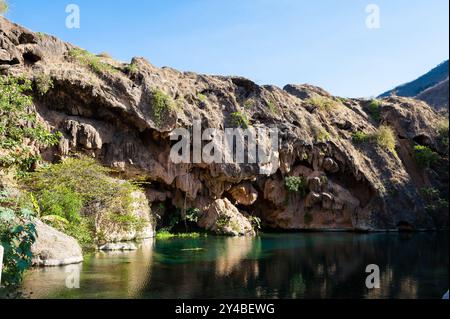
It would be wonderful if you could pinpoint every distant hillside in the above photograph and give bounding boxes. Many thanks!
[380,60,448,98]
[416,77,449,111]
[379,60,449,111]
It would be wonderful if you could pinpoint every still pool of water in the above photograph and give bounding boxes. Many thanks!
[17,232,449,299]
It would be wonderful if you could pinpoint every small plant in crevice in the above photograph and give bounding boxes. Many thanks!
[249,215,262,232]
[306,96,338,112]
[375,125,397,156]
[366,99,382,122]
[231,111,250,129]
[34,73,54,95]
[150,88,176,128]
[267,100,278,114]
[313,126,331,143]
[125,62,139,76]
[197,93,207,103]
[68,48,117,76]
[284,176,309,197]
[413,145,439,168]
[352,131,372,144]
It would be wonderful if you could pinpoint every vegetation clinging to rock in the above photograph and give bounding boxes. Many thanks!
[231,111,250,129]
[284,176,309,196]
[376,125,397,155]
[414,145,439,168]
[0,76,60,172]
[150,89,176,128]
[25,157,147,247]
[68,48,117,75]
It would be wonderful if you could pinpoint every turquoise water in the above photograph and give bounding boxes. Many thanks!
[18,232,449,299]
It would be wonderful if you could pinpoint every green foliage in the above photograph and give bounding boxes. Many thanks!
[156,231,204,240]
[420,187,449,217]
[414,145,439,168]
[125,62,139,76]
[249,215,261,231]
[197,93,207,102]
[36,185,83,223]
[216,215,231,229]
[375,125,397,155]
[366,99,382,122]
[36,32,46,41]
[284,176,309,196]
[0,0,8,15]
[185,208,200,223]
[150,89,175,127]
[34,73,54,96]
[0,190,36,287]
[306,96,338,112]
[352,131,372,144]
[231,111,250,129]
[0,76,60,172]
[68,48,117,75]
[25,157,145,247]
[267,100,278,114]
[313,126,330,143]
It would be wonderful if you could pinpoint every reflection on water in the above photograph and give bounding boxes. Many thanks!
[18,232,448,299]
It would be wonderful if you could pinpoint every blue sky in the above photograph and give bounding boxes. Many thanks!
[4,0,449,97]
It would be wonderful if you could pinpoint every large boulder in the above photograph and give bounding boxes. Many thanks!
[99,189,155,243]
[198,199,255,236]
[32,219,83,267]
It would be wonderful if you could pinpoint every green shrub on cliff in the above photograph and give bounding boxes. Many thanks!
[376,125,397,155]
[414,145,439,168]
[366,99,382,122]
[231,111,250,129]
[352,131,372,144]
[0,76,61,173]
[150,89,175,127]
[34,73,54,96]
[284,176,309,196]
[68,48,117,75]
[306,96,338,112]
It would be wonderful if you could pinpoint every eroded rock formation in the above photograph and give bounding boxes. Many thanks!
[1,17,448,233]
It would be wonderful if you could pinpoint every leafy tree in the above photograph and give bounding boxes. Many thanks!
[0,76,60,172]
[0,189,36,287]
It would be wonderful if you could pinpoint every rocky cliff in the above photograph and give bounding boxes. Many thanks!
[1,17,448,233]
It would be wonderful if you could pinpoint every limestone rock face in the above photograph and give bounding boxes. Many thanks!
[1,17,448,232]
[229,183,258,206]
[32,219,83,267]
[198,199,255,236]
